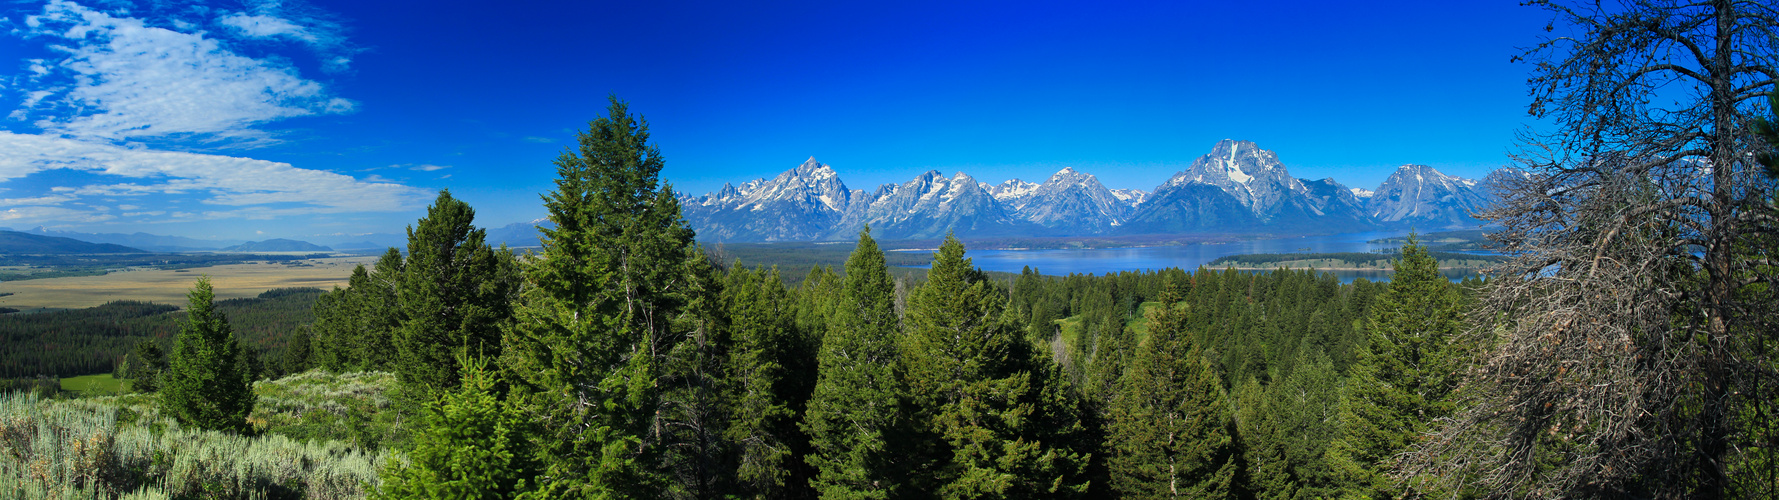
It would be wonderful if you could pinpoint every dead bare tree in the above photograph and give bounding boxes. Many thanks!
[1398,1,1779,498]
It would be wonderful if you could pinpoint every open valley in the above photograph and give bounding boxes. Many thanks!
[0,255,374,311]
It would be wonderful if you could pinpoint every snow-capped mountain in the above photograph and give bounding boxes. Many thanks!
[1124,140,1370,233]
[1110,188,1147,207]
[1364,164,1494,229]
[989,167,1135,233]
[985,179,1040,203]
[1159,139,1313,220]
[680,157,853,241]
[832,170,1022,240]
[677,144,1508,241]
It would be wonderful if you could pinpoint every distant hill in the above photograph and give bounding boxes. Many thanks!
[18,227,236,252]
[0,231,146,254]
[221,239,332,252]
[486,220,551,248]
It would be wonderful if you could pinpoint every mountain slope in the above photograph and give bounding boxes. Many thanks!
[830,170,1024,240]
[680,157,852,242]
[987,167,1136,234]
[0,231,146,254]
[221,239,332,252]
[1365,164,1493,229]
[18,227,235,252]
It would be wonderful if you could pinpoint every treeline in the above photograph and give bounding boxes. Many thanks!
[260,100,1480,499]
[1207,251,1510,267]
[0,288,322,378]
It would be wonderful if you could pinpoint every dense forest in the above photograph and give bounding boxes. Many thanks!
[0,288,321,379]
[5,2,1779,497]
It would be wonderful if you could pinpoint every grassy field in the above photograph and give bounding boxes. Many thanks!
[0,255,376,311]
[2,370,403,499]
[59,374,128,396]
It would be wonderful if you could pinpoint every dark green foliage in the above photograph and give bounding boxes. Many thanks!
[159,276,257,434]
[1207,251,1508,267]
[1106,284,1239,499]
[506,97,694,498]
[281,328,311,375]
[900,235,1090,498]
[377,356,539,499]
[0,288,321,379]
[122,340,167,393]
[1754,92,1779,177]
[724,264,819,499]
[1327,235,1467,497]
[311,250,404,372]
[802,227,908,499]
[395,190,521,397]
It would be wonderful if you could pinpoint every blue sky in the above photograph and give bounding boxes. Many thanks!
[0,0,1551,242]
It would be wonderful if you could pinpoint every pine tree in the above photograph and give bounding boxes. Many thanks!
[1106,283,1237,499]
[124,339,166,393]
[395,190,519,397]
[311,249,404,372]
[900,235,1089,498]
[802,227,907,499]
[724,264,817,499]
[160,276,257,433]
[377,354,540,499]
[282,328,312,374]
[657,246,733,498]
[1327,234,1465,498]
[506,97,694,498]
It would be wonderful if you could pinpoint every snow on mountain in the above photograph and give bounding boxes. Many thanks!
[1163,139,1313,221]
[830,170,1021,240]
[680,157,853,241]
[1364,164,1493,229]
[987,179,1041,205]
[677,146,1506,241]
[1002,167,1133,232]
[1127,140,1370,233]
[1110,188,1147,207]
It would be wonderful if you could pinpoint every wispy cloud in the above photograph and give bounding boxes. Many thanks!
[0,130,430,214]
[523,136,555,143]
[16,0,354,143]
[0,0,421,231]
[410,164,449,172]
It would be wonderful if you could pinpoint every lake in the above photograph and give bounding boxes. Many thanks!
[898,231,1482,282]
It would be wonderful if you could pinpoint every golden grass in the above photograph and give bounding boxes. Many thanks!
[0,256,378,310]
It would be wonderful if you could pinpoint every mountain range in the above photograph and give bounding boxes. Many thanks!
[679,139,1515,242]
[0,231,146,254]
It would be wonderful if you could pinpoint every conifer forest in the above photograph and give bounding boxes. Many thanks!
[4,2,1779,498]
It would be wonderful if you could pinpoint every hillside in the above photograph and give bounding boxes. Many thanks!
[0,231,145,254]
[222,238,333,252]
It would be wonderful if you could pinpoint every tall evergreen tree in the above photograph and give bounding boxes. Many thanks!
[311,248,405,372]
[1106,283,1238,499]
[395,190,519,396]
[724,265,817,499]
[1327,235,1465,498]
[506,97,695,498]
[900,235,1090,498]
[123,339,166,393]
[802,227,908,499]
[160,276,257,433]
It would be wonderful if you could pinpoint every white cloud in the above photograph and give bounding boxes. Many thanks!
[0,131,430,212]
[0,194,78,205]
[0,205,115,223]
[218,13,319,43]
[19,0,354,142]
[410,164,449,171]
